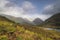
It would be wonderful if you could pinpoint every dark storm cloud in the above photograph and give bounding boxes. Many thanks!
[42,1,60,15]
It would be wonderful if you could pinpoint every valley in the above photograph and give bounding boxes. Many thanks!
[0,14,60,40]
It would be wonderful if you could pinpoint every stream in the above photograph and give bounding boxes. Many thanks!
[43,28,60,32]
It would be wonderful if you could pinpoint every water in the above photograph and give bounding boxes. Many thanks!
[44,28,60,32]
[51,28,60,32]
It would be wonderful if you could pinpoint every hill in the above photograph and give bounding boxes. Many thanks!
[43,13,60,28]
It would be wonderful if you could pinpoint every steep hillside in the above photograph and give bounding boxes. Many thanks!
[0,15,60,40]
[0,15,15,23]
[43,13,60,28]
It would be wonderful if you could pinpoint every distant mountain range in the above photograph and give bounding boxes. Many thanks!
[0,14,44,25]
[0,13,60,28]
[0,14,35,25]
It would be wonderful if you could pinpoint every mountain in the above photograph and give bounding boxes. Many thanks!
[33,18,43,25]
[44,13,60,28]
[0,14,34,25]
[0,15,15,23]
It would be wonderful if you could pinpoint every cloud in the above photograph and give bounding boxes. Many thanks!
[21,1,37,15]
[0,0,9,7]
[0,0,36,17]
[4,7,24,17]
[44,5,53,10]
[0,0,9,13]
[42,1,60,15]
[0,0,53,21]
[0,0,40,21]
[22,1,35,10]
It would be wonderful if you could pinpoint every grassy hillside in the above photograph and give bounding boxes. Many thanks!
[0,16,60,40]
[42,13,60,28]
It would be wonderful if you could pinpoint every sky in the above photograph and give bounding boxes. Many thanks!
[0,0,60,21]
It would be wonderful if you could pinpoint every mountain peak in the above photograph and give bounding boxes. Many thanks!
[33,18,43,25]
